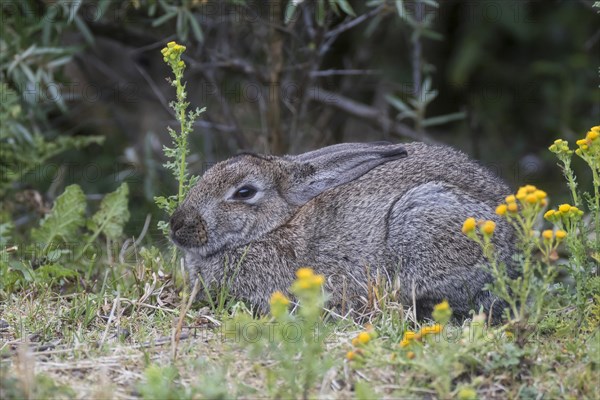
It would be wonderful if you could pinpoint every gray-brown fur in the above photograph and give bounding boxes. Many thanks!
[170,142,517,321]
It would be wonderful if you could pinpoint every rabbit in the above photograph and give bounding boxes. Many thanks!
[170,141,517,321]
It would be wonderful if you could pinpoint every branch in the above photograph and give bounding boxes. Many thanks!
[307,87,435,143]
[320,4,385,56]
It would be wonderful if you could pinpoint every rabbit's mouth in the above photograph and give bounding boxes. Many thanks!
[170,209,209,249]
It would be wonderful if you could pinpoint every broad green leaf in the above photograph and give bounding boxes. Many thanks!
[31,184,86,246]
[88,183,130,240]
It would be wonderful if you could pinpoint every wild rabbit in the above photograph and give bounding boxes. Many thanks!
[170,142,517,321]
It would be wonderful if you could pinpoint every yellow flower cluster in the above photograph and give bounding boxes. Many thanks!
[293,267,325,291]
[548,139,572,155]
[347,326,377,361]
[399,323,443,348]
[575,125,600,155]
[161,41,186,68]
[351,331,372,346]
[495,185,547,218]
[541,229,567,241]
[544,204,583,223]
[462,217,496,236]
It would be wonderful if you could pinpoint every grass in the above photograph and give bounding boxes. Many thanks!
[0,278,598,399]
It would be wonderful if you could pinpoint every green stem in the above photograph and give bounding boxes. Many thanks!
[175,69,188,204]
[562,158,580,207]
[592,167,600,253]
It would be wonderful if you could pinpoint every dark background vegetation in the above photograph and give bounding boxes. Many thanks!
[1,0,599,240]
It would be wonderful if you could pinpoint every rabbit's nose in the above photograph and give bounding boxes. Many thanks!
[170,208,208,247]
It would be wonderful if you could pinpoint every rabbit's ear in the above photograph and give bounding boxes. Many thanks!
[284,143,407,206]
[287,141,393,163]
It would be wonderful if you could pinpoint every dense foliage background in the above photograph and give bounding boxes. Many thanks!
[2,0,599,239]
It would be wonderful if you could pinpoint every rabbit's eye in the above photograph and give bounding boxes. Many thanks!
[232,186,257,200]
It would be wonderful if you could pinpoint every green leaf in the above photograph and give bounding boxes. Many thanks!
[187,11,204,43]
[316,0,326,26]
[31,184,86,246]
[35,264,78,281]
[285,2,298,24]
[0,222,13,247]
[333,0,355,16]
[152,11,177,27]
[422,111,467,127]
[386,94,413,113]
[88,183,130,240]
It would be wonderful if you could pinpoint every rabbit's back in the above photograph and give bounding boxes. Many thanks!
[290,142,515,318]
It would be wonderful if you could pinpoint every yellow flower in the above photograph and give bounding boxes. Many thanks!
[357,332,371,345]
[588,130,599,141]
[399,339,410,348]
[534,190,547,200]
[558,204,571,213]
[407,351,415,359]
[434,300,450,312]
[542,230,553,240]
[481,220,496,235]
[573,208,584,217]
[576,139,587,147]
[507,203,518,213]
[516,189,527,200]
[298,280,311,290]
[351,337,359,346]
[269,291,290,318]
[523,185,536,193]
[296,268,314,279]
[312,275,325,286]
[544,209,555,219]
[167,41,177,48]
[496,204,507,216]
[555,230,567,240]
[403,331,418,341]
[525,193,538,204]
[462,218,476,234]
[421,324,442,335]
[346,351,356,360]
[270,291,290,306]
[505,195,516,203]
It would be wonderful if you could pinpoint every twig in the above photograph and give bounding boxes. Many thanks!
[99,292,120,348]
[320,5,385,57]
[310,69,380,77]
[171,272,201,361]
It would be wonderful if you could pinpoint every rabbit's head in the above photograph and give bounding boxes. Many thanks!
[170,142,407,257]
